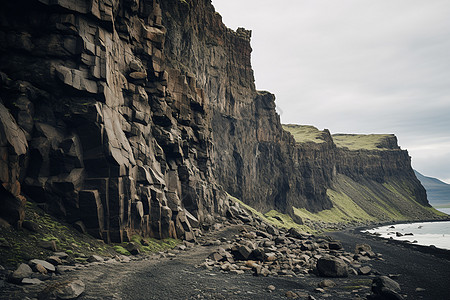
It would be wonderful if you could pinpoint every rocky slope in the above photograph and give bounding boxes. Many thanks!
[0,0,443,244]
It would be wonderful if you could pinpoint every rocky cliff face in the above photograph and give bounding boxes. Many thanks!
[283,126,435,222]
[0,0,438,240]
[0,0,230,242]
[161,0,334,215]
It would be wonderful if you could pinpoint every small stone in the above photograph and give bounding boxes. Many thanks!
[359,266,371,275]
[29,259,56,272]
[53,252,69,259]
[126,242,141,255]
[208,252,223,261]
[34,264,48,274]
[267,285,276,291]
[87,255,104,263]
[318,279,336,288]
[314,288,325,293]
[285,290,298,298]
[10,263,33,283]
[372,276,401,294]
[415,287,426,292]
[328,241,343,250]
[38,240,57,252]
[21,278,43,285]
[46,256,62,265]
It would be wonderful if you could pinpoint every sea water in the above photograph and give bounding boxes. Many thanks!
[364,220,450,250]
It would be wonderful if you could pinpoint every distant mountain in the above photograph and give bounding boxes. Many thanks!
[414,170,450,208]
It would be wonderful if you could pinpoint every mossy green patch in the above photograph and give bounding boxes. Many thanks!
[332,133,395,151]
[282,124,326,144]
[0,200,116,268]
[113,245,131,256]
[114,234,179,255]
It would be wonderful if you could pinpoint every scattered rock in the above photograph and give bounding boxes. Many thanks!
[29,259,56,272]
[38,240,57,252]
[328,241,343,250]
[46,256,63,266]
[39,279,85,300]
[316,257,348,278]
[267,284,276,291]
[87,255,104,263]
[21,278,43,285]
[53,252,69,259]
[9,263,33,283]
[126,242,141,255]
[285,290,298,298]
[372,276,401,294]
[318,279,336,288]
[34,263,48,274]
[358,266,371,275]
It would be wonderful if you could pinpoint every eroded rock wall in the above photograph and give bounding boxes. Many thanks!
[160,0,333,214]
[0,0,228,242]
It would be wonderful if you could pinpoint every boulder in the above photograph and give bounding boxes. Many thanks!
[328,241,343,250]
[316,257,348,277]
[372,276,401,294]
[38,279,85,300]
[126,242,141,255]
[9,263,33,283]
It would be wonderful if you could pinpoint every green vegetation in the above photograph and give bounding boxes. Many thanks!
[264,210,312,233]
[228,194,312,233]
[293,189,376,225]
[0,201,116,268]
[113,245,131,256]
[332,134,394,151]
[282,124,326,144]
[112,234,180,256]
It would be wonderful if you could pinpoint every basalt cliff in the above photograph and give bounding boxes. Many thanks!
[0,0,442,243]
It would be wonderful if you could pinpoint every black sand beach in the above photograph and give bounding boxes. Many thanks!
[328,227,450,300]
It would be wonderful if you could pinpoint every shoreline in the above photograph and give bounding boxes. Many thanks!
[327,225,450,300]
[355,223,450,261]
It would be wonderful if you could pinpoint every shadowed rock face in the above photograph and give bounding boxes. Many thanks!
[0,0,433,240]
[0,0,228,242]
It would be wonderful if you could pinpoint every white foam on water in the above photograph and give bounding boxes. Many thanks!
[363,221,450,250]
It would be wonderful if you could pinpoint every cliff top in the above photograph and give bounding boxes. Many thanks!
[332,133,399,151]
[282,124,327,144]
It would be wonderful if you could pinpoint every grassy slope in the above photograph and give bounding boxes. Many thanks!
[332,133,394,150]
[281,124,447,227]
[282,124,326,144]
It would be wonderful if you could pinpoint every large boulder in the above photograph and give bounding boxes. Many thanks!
[316,257,348,277]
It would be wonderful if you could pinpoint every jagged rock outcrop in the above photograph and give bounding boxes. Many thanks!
[161,0,333,214]
[0,0,228,242]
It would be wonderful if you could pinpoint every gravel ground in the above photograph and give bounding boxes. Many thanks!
[2,224,449,300]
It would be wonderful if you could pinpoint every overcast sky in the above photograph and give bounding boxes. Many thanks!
[212,0,450,184]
